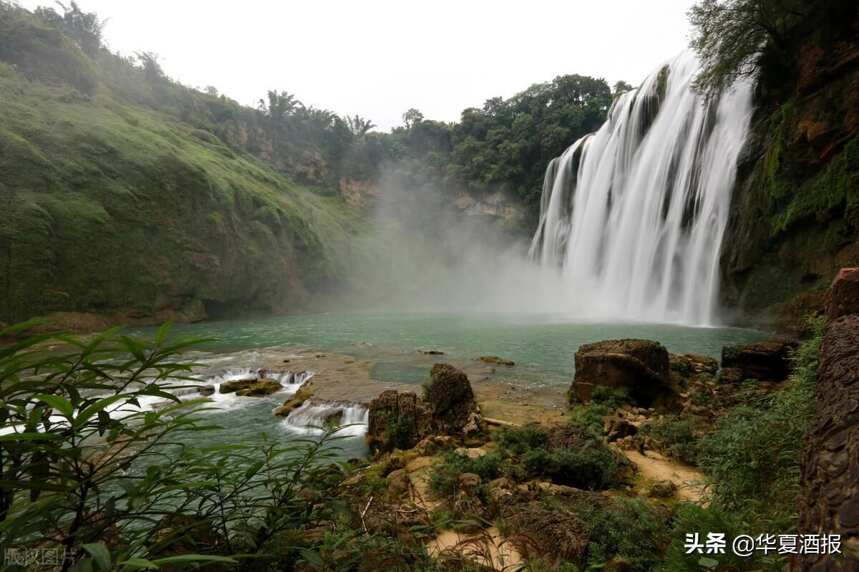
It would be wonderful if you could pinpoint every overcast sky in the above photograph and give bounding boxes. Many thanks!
[18,0,698,131]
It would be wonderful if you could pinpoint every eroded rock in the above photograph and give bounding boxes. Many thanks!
[571,339,673,407]
[720,339,798,382]
[798,314,859,570]
[366,364,482,453]
[827,267,859,319]
[235,379,282,396]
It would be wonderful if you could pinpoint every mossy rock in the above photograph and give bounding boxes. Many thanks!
[235,379,282,396]
[274,385,314,416]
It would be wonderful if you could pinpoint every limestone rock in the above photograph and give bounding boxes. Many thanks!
[386,468,411,499]
[198,385,215,396]
[424,363,482,435]
[798,314,859,570]
[366,364,482,453]
[571,339,673,407]
[235,379,282,396]
[273,386,313,417]
[478,355,515,366]
[827,267,859,319]
[219,377,257,393]
[720,339,798,382]
[366,391,432,453]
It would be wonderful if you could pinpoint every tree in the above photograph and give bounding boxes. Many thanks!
[613,81,634,97]
[258,89,301,121]
[135,51,164,83]
[402,108,424,129]
[346,114,376,137]
[35,1,104,56]
[688,0,811,95]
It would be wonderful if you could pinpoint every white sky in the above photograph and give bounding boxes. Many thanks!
[18,0,698,131]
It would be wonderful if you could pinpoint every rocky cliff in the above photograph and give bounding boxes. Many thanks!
[720,2,859,330]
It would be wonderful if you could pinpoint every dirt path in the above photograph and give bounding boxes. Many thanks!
[428,527,523,571]
[622,449,707,503]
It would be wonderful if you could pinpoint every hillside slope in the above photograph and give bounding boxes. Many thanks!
[0,7,365,326]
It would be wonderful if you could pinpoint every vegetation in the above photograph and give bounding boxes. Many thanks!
[689,0,812,95]
[697,318,823,531]
[639,414,702,465]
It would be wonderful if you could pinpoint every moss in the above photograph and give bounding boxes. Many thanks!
[770,134,859,235]
[0,67,361,322]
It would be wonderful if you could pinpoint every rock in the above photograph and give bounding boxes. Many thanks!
[386,468,411,498]
[414,435,455,456]
[423,363,482,435]
[571,339,673,407]
[647,480,678,499]
[418,349,445,355]
[366,364,481,453]
[366,391,433,453]
[235,379,282,396]
[798,314,859,570]
[720,339,798,382]
[604,415,638,442]
[219,377,257,393]
[318,409,343,427]
[457,472,481,494]
[478,355,515,366]
[670,353,718,378]
[198,385,215,396]
[826,267,859,319]
[273,385,313,416]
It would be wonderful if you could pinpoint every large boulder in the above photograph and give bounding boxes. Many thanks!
[720,340,798,383]
[423,363,481,434]
[570,339,672,407]
[366,391,433,453]
[366,364,481,453]
[826,267,859,319]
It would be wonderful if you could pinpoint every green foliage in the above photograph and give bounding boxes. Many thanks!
[0,322,355,569]
[572,497,671,571]
[770,134,859,236]
[495,424,624,490]
[698,317,824,530]
[659,503,782,572]
[0,3,97,94]
[640,414,702,465]
[429,451,502,499]
[688,0,810,95]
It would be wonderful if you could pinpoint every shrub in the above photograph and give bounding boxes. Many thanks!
[573,497,671,571]
[429,451,502,499]
[659,503,783,572]
[496,424,625,490]
[698,318,823,530]
[640,414,702,465]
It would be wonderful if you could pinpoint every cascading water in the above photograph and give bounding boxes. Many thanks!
[283,400,369,436]
[529,52,753,325]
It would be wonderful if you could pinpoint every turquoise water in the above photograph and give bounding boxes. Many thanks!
[130,311,764,458]
[158,311,765,386]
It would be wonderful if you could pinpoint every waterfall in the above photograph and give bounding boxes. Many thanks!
[283,400,369,436]
[529,52,753,325]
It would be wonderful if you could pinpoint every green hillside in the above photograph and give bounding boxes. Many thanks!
[0,4,366,326]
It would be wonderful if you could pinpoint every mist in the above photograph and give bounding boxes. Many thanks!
[339,168,569,315]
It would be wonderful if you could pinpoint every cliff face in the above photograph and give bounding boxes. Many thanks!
[720,3,859,331]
